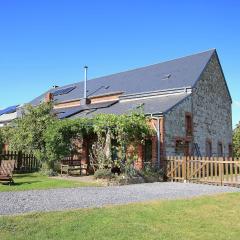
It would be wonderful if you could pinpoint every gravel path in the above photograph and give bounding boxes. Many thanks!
[0,182,239,216]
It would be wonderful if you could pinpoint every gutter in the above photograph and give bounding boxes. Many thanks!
[120,86,192,101]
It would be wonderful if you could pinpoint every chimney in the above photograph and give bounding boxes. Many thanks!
[80,66,90,105]
[45,92,53,103]
[84,66,88,99]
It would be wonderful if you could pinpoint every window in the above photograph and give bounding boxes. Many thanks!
[144,139,152,163]
[206,140,212,157]
[228,144,233,158]
[185,113,193,136]
[217,142,223,157]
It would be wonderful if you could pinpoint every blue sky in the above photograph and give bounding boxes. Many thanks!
[0,0,239,127]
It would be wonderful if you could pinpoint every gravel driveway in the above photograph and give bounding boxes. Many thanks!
[0,182,239,216]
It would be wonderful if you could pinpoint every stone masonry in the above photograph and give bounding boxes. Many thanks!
[163,52,232,157]
[192,52,232,157]
[164,94,192,156]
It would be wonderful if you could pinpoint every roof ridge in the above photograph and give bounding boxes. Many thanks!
[58,49,216,88]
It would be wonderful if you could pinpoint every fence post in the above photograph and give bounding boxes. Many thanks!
[17,151,23,172]
[220,157,223,186]
[183,156,187,182]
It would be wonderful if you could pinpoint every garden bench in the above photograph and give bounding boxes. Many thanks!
[61,164,69,176]
[60,163,88,176]
[0,160,15,184]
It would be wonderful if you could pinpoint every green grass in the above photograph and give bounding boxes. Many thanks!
[1,193,240,240]
[0,173,98,192]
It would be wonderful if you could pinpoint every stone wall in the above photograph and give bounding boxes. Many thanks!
[164,94,192,156]
[163,52,232,157]
[192,52,232,157]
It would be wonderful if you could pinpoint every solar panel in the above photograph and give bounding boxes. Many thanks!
[0,105,19,116]
[52,86,76,96]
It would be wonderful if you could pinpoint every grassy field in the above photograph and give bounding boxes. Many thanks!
[0,173,98,192]
[0,193,240,240]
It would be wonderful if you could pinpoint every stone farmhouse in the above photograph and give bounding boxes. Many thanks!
[2,49,232,168]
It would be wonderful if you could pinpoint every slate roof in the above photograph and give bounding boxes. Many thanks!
[30,49,215,106]
[69,93,190,118]
[54,101,118,119]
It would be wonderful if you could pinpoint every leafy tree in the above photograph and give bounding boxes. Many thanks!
[233,122,240,157]
[0,128,3,151]
[7,103,56,162]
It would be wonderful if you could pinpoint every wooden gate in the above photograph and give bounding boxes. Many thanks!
[165,156,240,187]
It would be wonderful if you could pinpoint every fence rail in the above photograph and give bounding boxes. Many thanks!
[0,151,40,173]
[164,156,240,187]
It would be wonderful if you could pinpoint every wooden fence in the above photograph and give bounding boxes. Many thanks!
[0,151,40,173]
[164,156,240,187]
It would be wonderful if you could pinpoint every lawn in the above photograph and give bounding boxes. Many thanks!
[0,173,99,192]
[1,193,240,240]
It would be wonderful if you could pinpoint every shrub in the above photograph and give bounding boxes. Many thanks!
[138,164,164,182]
[124,163,138,178]
[94,168,114,179]
[39,162,58,176]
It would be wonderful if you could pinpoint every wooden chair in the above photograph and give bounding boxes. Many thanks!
[0,160,15,184]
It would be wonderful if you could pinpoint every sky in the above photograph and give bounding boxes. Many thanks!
[0,0,239,127]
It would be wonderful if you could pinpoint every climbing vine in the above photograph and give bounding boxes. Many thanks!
[44,117,94,164]
[45,110,153,171]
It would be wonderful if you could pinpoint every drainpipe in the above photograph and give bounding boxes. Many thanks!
[150,115,161,168]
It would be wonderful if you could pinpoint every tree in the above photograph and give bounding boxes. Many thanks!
[0,128,3,151]
[233,122,240,157]
[0,125,14,152]
[6,102,56,162]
